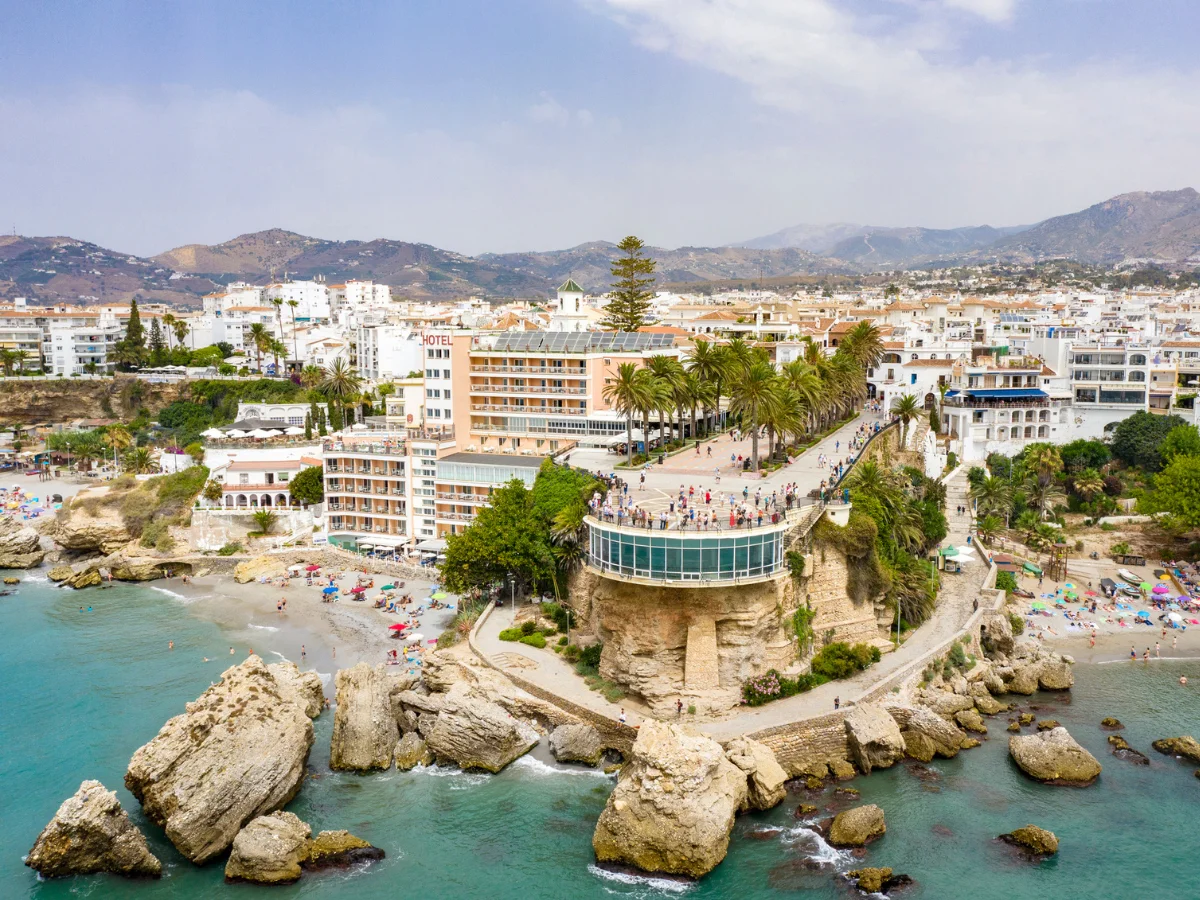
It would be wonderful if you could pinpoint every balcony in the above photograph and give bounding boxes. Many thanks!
[435,491,489,501]
[469,384,588,395]
[472,364,587,376]
[323,439,408,457]
[471,403,587,416]
[436,511,475,522]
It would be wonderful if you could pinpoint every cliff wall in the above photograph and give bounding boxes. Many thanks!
[0,376,187,425]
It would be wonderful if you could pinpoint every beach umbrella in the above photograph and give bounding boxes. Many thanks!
[405,633,424,643]
[1152,584,1170,594]
[1063,582,1075,590]
[1168,612,1183,623]
[388,623,406,631]
[1031,601,1047,610]
[1159,573,1171,580]
[1139,582,1153,591]
[350,585,366,593]
[380,584,395,591]
[1178,596,1191,603]
[305,564,321,572]
[1085,590,1099,597]
[322,586,338,595]
[1136,610,1150,618]
[431,591,448,600]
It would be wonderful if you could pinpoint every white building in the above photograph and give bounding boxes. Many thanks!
[266,281,331,321]
[44,322,123,375]
[355,323,424,382]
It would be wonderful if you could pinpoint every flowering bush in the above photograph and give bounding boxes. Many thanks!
[741,669,828,707]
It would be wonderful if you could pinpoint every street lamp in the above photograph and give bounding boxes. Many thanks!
[509,572,515,612]
[66,442,71,475]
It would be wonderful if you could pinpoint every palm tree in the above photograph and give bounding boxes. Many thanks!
[248,323,269,372]
[636,372,670,457]
[287,299,300,363]
[603,362,651,466]
[683,373,715,443]
[252,508,278,536]
[840,320,885,371]
[975,514,1002,544]
[319,358,363,427]
[0,348,18,376]
[102,425,133,471]
[646,355,685,442]
[684,340,730,434]
[761,384,801,462]
[172,320,189,351]
[969,475,1013,520]
[123,446,154,474]
[1073,469,1105,502]
[270,298,285,356]
[891,393,921,449]
[300,365,324,390]
[161,313,177,350]
[729,360,779,471]
[268,337,287,375]
[843,460,906,517]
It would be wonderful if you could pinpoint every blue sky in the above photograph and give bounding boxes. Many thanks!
[2,0,1198,256]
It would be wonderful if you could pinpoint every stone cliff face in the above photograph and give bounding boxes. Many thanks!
[124,655,316,864]
[0,376,186,426]
[44,493,133,555]
[0,516,45,568]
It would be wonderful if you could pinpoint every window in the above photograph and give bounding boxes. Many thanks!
[426,368,437,378]
[443,369,450,379]
[444,408,452,419]
[239,474,249,484]
[279,473,289,482]
[444,389,450,399]
[428,388,441,398]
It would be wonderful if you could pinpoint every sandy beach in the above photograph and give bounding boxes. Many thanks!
[147,567,460,694]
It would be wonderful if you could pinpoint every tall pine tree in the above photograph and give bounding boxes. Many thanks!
[148,319,166,365]
[114,298,148,370]
[600,235,656,332]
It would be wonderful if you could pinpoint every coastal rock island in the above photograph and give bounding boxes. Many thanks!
[0,516,45,568]
[592,721,751,879]
[1009,727,1101,786]
[26,780,162,879]
[124,655,317,864]
[224,812,385,884]
[329,663,399,772]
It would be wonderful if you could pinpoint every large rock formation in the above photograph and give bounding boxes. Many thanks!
[224,812,312,885]
[886,705,966,761]
[1151,736,1200,764]
[393,732,433,770]
[844,704,905,774]
[45,495,132,555]
[0,516,45,568]
[593,721,748,878]
[224,813,384,884]
[723,736,787,811]
[63,566,103,590]
[268,662,325,719]
[979,611,1015,656]
[1008,727,1101,786]
[424,686,539,772]
[234,555,288,584]
[549,723,605,766]
[26,780,161,879]
[330,663,400,772]
[124,655,315,863]
[827,804,886,848]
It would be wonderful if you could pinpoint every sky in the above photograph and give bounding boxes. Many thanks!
[2,0,1199,257]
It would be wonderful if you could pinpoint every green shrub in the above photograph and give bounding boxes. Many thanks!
[216,541,243,556]
[947,642,969,670]
[139,520,168,548]
[518,632,547,649]
[578,642,603,668]
[741,668,830,706]
[540,601,571,632]
[154,531,175,553]
[687,705,696,715]
[557,635,568,646]
[995,571,1018,595]
[498,627,522,642]
[947,451,958,470]
[810,642,881,680]
[1008,612,1025,635]
[563,644,581,662]
[517,619,537,636]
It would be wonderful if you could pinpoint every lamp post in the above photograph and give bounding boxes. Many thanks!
[509,571,515,612]
[66,441,71,476]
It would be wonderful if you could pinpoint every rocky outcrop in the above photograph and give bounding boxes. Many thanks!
[723,736,787,811]
[48,564,74,582]
[550,723,605,766]
[827,804,886,848]
[124,655,314,864]
[913,689,975,718]
[224,814,384,884]
[980,611,1014,656]
[955,709,988,734]
[1108,735,1149,765]
[844,704,905,774]
[234,555,288,584]
[46,498,132,555]
[224,812,312,885]
[846,867,912,894]
[394,732,433,770]
[0,517,45,568]
[268,662,325,719]
[1151,736,1200,764]
[593,721,747,878]
[64,566,103,589]
[1100,717,1123,730]
[1037,657,1074,690]
[330,664,400,772]
[26,780,161,879]
[425,686,539,772]
[999,824,1058,856]
[1009,727,1101,786]
[887,705,966,761]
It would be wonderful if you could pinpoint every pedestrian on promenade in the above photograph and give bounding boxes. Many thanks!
[834,696,840,710]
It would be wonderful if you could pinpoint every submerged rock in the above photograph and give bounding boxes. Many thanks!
[330,663,400,772]
[1108,735,1150,765]
[846,866,912,894]
[1100,717,1124,730]
[724,736,787,811]
[26,780,161,879]
[1151,736,1200,764]
[592,720,747,879]
[827,804,886,848]
[1036,719,1060,731]
[224,812,312,885]
[999,824,1058,856]
[549,723,605,766]
[125,655,314,864]
[1008,727,1101,786]
[47,564,74,582]
[304,830,385,869]
[844,704,905,775]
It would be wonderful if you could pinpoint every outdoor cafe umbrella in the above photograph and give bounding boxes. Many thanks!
[200,427,225,438]
[248,428,279,439]
[224,429,247,438]
[284,426,306,436]
[947,554,974,563]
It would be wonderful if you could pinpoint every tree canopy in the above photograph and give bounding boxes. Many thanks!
[1111,411,1187,472]
[600,236,656,332]
[289,465,324,505]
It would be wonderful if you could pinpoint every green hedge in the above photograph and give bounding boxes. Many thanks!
[810,642,881,680]
[518,632,546,649]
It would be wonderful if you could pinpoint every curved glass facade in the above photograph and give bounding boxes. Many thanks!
[587,519,786,583]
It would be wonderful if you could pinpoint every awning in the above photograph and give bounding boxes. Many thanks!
[415,539,448,552]
[370,535,410,548]
[1022,562,1043,575]
[963,389,1048,399]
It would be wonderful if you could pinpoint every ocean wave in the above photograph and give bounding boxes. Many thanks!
[317,671,332,685]
[248,623,280,632]
[23,572,48,583]
[149,586,190,602]
[411,763,490,789]
[781,825,853,867]
[270,651,291,663]
[587,864,693,894]
[510,754,614,779]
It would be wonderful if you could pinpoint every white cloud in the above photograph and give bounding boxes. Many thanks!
[528,91,570,124]
[942,0,1018,23]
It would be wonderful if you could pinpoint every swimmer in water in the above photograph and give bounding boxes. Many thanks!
[203,657,210,662]
[230,647,235,655]
[1181,676,1188,686]
[168,640,174,650]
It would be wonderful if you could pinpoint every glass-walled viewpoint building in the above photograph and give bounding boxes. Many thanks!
[586,517,787,584]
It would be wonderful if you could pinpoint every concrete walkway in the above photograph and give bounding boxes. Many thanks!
[698,467,988,739]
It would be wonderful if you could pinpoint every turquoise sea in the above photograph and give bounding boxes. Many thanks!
[3,571,1200,900]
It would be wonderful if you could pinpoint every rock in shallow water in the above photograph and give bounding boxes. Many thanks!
[425,686,539,772]
[844,703,905,775]
[224,812,311,884]
[124,655,314,864]
[724,735,787,811]
[827,804,886,848]
[1008,727,1101,786]
[549,723,605,766]
[592,720,747,879]
[999,824,1058,856]
[26,780,161,879]
[393,732,433,770]
[1151,736,1200,764]
[330,663,400,772]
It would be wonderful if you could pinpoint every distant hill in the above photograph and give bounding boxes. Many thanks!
[735,223,871,253]
[981,188,1200,264]
[737,222,1029,266]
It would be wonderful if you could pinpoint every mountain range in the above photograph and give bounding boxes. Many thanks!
[2,188,1199,306]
